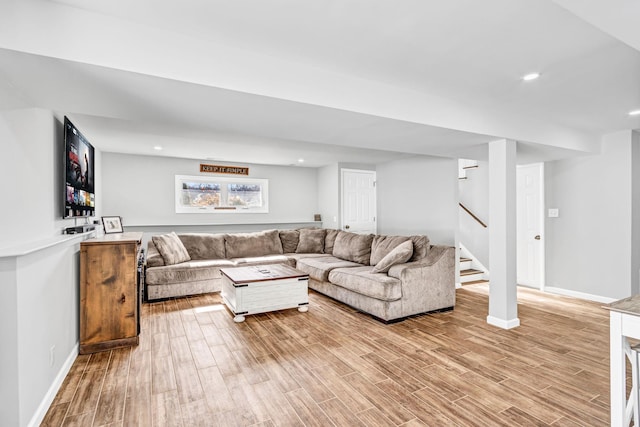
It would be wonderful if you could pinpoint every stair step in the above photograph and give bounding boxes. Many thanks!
[459,259,472,270]
[460,268,484,284]
[463,279,490,285]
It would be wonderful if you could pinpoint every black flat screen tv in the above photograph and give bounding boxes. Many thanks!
[63,116,95,218]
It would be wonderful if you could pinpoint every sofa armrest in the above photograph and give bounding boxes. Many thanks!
[146,240,166,267]
[388,245,456,313]
[387,245,450,278]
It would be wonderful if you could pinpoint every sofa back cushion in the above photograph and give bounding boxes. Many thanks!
[296,228,326,253]
[410,235,430,261]
[324,229,339,255]
[332,231,374,265]
[370,235,411,266]
[178,233,226,260]
[152,232,192,265]
[279,230,300,253]
[225,229,283,258]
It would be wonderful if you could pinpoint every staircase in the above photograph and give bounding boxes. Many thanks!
[458,158,489,286]
[459,254,489,285]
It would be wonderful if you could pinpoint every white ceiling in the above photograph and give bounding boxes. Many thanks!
[0,0,639,166]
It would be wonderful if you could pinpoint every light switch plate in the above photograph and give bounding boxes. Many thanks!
[548,208,559,218]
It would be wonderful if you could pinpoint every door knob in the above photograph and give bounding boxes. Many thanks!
[534,235,541,240]
[345,225,350,230]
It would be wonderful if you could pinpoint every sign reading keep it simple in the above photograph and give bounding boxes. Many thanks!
[200,164,249,175]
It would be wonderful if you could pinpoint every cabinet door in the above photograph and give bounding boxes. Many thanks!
[81,243,138,344]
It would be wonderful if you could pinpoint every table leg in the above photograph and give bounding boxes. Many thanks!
[233,315,245,323]
[611,311,626,426]
[298,305,308,313]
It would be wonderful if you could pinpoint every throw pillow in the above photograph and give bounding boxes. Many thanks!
[296,228,326,253]
[371,240,413,273]
[152,232,191,265]
[370,235,411,265]
[279,230,300,253]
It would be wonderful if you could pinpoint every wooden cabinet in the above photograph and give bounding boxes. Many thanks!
[80,232,143,354]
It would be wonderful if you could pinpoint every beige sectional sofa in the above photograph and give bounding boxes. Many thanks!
[145,228,455,322]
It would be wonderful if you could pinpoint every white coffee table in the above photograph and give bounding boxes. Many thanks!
[220,264,309,323]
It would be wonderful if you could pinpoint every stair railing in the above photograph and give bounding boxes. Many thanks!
[459,203,487,228]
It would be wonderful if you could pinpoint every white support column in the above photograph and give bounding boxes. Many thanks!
[487,139,520,329]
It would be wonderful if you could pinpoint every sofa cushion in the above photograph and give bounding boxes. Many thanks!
[370,235,411,266]
[410,235,430,261]
[332,231,374,265]
[178,233,226,260]
[225,229,283,258]
[231,255,295,268]
[324,229,339,255]
[328,266,402,301]
[145,259,236,285]
[371,241,413,273]
[286,253,332,262]
[152,232,191,265]
[296,256,362,282]
[279,230,300,253]
[296,228,326,253]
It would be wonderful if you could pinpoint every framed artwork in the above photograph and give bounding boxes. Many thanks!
[102,216,123,234]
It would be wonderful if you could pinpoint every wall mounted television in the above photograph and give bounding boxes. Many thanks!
[63,116,95,218]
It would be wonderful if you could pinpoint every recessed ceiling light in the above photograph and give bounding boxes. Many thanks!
[523,73,540,81]
[153,146,163,151]
[298,158,305,163]
[629,110,640,116]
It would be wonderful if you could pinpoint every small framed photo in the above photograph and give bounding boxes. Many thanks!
[102,216,123,234]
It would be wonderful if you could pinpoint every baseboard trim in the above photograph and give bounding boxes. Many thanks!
[486,315,520,329]
[28,343,78,427]
[544,286,616,304]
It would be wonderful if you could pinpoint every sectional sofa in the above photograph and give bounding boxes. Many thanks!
[145,228,455,322]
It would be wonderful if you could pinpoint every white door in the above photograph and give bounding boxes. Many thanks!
[341,169,377,234]
[516,163,545,289]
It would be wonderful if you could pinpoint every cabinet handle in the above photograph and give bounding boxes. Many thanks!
[120,294,126,304]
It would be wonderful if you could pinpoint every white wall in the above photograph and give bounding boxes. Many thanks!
[0,108,93,245]
[0,108,89,426]
[376,155,458,245]
[458,160,490,266]
[0,257,19,427]
[546,131,637,299]
[16,239,83,425]
[317,163,340,230]
[102,153,318,228]
[633,131,640,296]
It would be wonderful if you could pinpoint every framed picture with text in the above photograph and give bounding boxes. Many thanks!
[102,216,123,234]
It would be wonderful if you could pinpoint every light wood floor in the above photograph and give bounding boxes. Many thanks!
[42,283,612,426]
